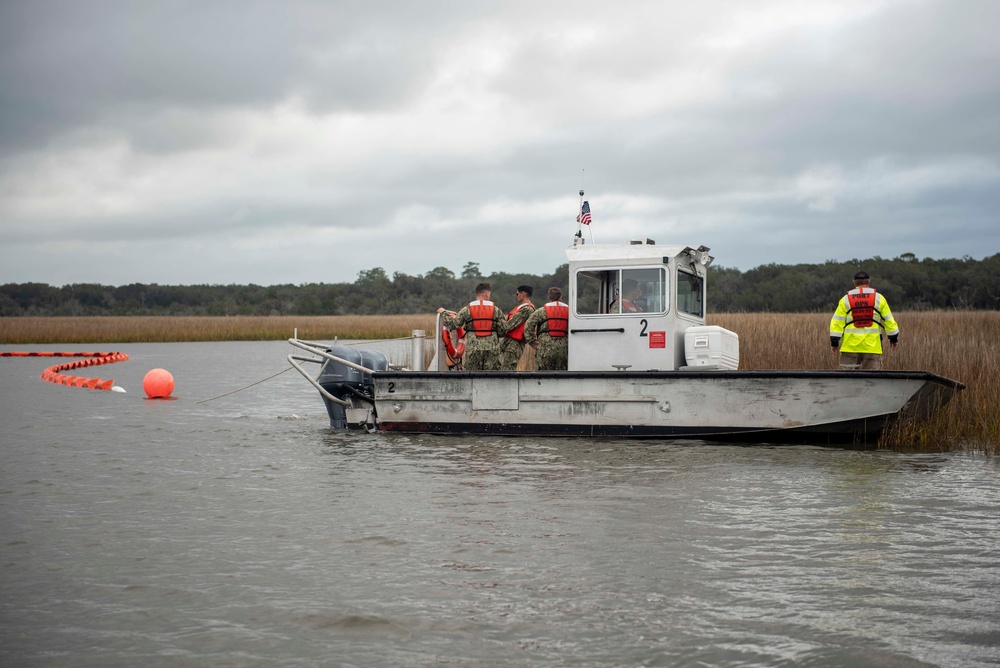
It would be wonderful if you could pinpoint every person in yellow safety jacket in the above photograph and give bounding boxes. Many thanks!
[829,270,899,370]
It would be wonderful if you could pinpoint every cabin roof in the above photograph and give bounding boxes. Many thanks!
[565,239,704,265]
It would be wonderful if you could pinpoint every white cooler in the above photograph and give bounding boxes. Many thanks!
[683,325,739,370]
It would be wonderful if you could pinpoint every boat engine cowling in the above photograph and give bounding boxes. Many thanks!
[358,350,389,388]
[317,346,366,428]
[317,346,389,429]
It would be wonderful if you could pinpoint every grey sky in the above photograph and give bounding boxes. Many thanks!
[1,0,997,287]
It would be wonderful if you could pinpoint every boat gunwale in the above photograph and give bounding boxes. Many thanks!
[372,369,966,391]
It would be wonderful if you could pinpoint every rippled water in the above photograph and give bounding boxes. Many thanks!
[2,341,999,667]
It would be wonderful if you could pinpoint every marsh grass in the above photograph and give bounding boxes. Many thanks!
[0,315,437,345]
[2,312,997,452]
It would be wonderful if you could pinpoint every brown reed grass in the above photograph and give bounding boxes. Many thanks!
[2,312,996,453]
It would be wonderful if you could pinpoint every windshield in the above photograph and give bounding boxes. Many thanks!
[575,267,667,315]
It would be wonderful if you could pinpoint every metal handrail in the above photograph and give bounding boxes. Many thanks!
[286,338,379,408]
[287,338,376,375]
[286,354,351,406]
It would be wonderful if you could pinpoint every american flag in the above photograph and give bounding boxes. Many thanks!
[577,200,592,225]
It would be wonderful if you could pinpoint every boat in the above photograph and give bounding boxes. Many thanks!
[288,234,964,444]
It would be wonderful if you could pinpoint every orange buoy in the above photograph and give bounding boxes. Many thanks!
[143,368,174,399]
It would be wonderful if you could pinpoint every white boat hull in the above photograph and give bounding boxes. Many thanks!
[355,370,963,443]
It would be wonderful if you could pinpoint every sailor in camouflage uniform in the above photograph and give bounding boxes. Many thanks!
[524,287,569,371]
[437,282,508,371]
[497,285,535,371]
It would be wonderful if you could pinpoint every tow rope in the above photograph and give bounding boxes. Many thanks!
[1,351,129,391]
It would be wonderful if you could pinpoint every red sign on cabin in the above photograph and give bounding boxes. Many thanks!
[649,331,666,348]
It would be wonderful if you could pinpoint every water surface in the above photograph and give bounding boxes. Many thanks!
[2,341,998,667]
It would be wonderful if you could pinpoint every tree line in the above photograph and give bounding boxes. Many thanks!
[2,254,998,317]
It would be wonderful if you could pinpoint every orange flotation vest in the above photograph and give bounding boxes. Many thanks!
[620,299,640,313]
[468,300,496,337]
[847,288,877,328]
[505,302,535,342]
[543,302,569,338]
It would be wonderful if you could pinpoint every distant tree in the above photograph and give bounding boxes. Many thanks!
[0,292,22,316]
[3,253,999,316]
[461,262,481,279]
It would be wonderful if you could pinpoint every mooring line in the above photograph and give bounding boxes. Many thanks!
[194,334,410,405]
[328,335,414,346]
[195,366,293,404]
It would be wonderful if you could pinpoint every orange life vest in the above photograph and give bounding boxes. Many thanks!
[505,302,535,342]
[620,299,640,313]
[468,300,496,337]
[847,288,877,328]
[543,302,569,338]
[609,297,640,313]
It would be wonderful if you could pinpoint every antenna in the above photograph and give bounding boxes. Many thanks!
[573,187,585,247]
[574,170,594,246]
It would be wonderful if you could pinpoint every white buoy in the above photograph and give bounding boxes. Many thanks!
[111,386,126,393]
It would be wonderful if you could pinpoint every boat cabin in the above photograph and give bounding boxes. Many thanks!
[567,238,716,372]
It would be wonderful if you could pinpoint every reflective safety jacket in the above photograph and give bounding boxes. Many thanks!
[505,302,535,342]
[542,302,569,338]
[469,300,498,336]
[830,287,899,354]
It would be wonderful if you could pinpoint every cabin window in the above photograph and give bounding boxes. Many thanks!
[574,270,605,315]
[676,269,704,317]
[574,267,667,315]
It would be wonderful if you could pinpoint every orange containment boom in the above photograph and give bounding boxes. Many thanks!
[1,351,129,391]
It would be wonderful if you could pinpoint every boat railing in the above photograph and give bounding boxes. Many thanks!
[431,312,447,371]
[287,338,378,407]
[287,326,442,404]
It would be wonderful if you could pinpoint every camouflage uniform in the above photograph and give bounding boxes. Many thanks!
[497,302,535,371]
[524,304,569,371]
[442,302,508,371]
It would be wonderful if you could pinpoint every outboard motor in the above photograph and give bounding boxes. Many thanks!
[316,347,390,429]
[358,350,389,391]
[317,346,366,429]
[357,350,388,430]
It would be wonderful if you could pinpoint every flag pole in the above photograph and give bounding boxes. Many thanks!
[587,193,595,244]
[574,170,595,245]
[573,187,584,246]
[578,169,585,241]
[581,169,594,243]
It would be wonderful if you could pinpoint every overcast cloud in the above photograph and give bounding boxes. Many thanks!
[1,0,998,287]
